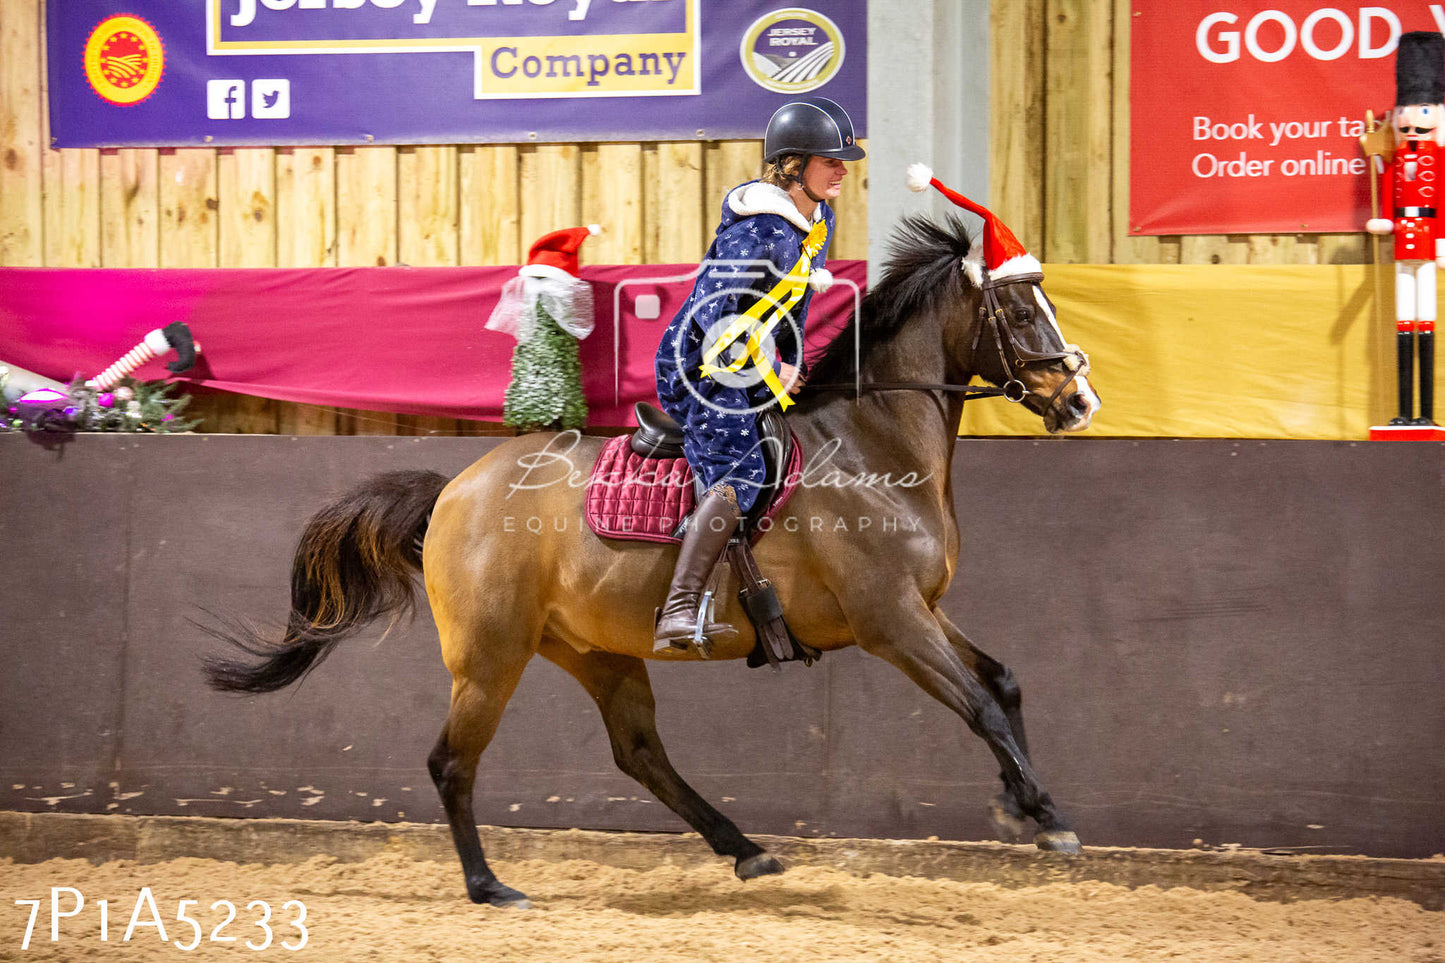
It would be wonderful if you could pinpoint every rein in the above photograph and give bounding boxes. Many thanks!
[809,272,1090,408]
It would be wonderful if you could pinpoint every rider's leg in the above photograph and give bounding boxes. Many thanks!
[654,483,741,651]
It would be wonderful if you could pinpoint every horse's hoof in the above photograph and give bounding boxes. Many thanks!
[988,794,1029,843]
[472,883,532,909]
[736,853,785,880]
[1034,829,1083,855]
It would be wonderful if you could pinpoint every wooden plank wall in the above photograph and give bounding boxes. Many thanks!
[3,0,1365,434]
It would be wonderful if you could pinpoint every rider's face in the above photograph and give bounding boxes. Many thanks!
[802,156,848,200]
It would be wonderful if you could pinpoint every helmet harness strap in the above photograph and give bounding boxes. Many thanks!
[790,157,827,203]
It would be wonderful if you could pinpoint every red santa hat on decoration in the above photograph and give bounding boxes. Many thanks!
[905,163,1041,284]
[520,224,602,281]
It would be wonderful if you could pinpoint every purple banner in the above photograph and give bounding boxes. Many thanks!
[48,1,866,147]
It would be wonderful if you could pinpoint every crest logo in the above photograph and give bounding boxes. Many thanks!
[84,15,165,106]
[739,8,845,94]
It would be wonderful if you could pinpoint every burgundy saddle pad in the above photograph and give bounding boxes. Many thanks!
[584,433,803,544]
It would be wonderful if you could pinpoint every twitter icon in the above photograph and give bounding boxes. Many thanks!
[251,79,290,119]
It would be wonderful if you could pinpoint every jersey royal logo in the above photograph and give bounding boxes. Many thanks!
[84,15,165,106]
[739,7,845,94]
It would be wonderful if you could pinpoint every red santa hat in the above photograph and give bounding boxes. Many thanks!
[520,224,602,281]
[905,164,1040,283]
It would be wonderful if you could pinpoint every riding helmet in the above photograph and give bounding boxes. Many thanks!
[763,96,866,163]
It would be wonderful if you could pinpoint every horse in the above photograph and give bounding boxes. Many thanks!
[203,214,1103,907]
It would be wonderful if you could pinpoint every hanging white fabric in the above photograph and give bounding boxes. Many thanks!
[485,276,595,343]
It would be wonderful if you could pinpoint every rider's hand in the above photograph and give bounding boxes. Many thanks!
[778,362,805,395]
[1366,218,1394,235]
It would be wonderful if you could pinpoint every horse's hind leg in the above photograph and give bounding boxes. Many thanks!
[538,639,783,880]
[934,608,1036,844]
[852,599,1081,854]
[428,660,533,907]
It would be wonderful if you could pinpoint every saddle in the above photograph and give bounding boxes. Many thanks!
[584,403,819,669]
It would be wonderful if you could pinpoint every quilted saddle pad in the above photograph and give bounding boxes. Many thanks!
[584,433,803,544]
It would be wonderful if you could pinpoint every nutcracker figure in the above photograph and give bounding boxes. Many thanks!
[1365,31,1444,426]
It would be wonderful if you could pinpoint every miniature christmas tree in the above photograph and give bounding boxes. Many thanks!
[488,224,600,433]
[503,301,587,432]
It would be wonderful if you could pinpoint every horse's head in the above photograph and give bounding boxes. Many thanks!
[960,256,1101,433]
[897,164,1099,434]
[798,210,1100,435]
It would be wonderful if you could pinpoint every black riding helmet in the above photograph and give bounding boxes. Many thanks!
[762,96,866,164]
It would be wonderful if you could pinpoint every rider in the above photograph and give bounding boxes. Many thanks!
[653,96,865,651]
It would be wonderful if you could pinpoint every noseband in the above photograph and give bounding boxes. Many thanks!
[974,272,1090,412]
[812,271,1091,410]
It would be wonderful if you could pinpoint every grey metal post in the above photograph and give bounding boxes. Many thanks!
[867,1,990,285]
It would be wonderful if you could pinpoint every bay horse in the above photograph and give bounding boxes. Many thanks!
[204,215,1102,907]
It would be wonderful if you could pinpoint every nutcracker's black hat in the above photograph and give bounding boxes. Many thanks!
[1396,31,1445,106]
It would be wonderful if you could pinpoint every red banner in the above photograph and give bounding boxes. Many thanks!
[1131,2,1445,235]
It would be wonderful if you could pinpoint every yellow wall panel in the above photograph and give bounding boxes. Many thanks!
[958,265,1392,439]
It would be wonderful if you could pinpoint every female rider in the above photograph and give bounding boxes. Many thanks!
[653,96,865,651]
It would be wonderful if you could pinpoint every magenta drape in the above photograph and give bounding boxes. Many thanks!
[0,262,867,425]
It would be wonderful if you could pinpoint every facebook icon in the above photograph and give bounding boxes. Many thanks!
[207,80,246,120]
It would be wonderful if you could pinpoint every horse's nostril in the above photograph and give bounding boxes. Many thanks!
[1067,393,1089,414]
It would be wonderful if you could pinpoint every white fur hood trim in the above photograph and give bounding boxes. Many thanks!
[726,181,823,233]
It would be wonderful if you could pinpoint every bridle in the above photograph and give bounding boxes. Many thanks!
[810,271,1091,411]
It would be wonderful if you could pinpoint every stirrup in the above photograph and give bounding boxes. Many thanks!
[652,560,728,656]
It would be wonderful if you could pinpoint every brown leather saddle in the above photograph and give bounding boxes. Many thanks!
[630,402,819,669]
[631,403,796,537]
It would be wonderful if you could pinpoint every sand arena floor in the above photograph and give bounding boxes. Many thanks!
[2,850,1442,962]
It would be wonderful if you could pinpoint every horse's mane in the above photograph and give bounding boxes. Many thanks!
[803,214,975,391]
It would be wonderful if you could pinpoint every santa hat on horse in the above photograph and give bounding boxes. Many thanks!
[906,164,1042,285]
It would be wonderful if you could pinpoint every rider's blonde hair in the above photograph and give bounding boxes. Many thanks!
[760,153,807,189]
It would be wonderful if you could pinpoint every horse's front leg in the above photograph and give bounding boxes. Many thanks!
[932,607,1046,845]
[851,599,1081,854]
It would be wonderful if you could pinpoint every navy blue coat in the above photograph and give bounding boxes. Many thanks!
[655,181,834,512]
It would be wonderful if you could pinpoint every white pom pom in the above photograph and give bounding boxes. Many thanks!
[808,268,834,292]
[906,163,934,193]
[587,224,603,236]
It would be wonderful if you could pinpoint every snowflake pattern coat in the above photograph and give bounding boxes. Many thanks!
[654,181,834,512]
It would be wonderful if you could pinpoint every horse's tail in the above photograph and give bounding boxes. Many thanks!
[202,469,451,694]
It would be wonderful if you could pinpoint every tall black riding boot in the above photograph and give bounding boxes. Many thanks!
[1416,331,1436,425]
[1390,331,1415,426]
[654,486,742,652]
